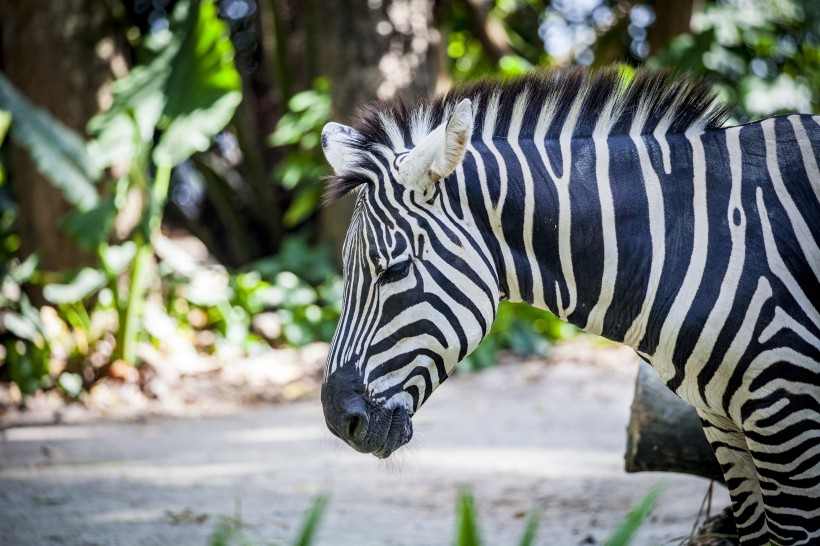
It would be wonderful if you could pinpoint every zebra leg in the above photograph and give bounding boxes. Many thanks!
[742,410,820,545]
[699,411,771,545]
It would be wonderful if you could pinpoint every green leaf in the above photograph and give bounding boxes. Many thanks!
[293,493,329,546]
[517,508,541,546]
[0,73,100,210]
[603,485,664,546]
[153,0,242,166]
[154,235,201,277]
[2,312,40,342]
[206,520,259,546]
[0,109,10,141]
[61,196,117,250]
[86,46,172,168]
[456,489,482,546]
[57,372,83,398]
[42,268,107,304]
[8,254,39,285]
[88,0,241,170]
[283,185,321,227]
[100,242,137,276]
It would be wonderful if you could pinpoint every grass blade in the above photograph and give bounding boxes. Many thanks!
[456,488,481,546]
[293,493,329,546]
[517,507,541,546]
[603,484,664,546]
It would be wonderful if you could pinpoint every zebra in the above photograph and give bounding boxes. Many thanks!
[318,67,820,545]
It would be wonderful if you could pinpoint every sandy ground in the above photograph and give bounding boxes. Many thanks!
[0,343,729,546]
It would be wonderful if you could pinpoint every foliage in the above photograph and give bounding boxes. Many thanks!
[454,486,660,546]
[461,301,575,372]
[3,0,818,397]
[160,235,341,355]
[602,485,663,546]
[0,256,51,395]
[242,237,342,346]
[443,1,542,81]
[0,74,101,210]
[269,79,332,229]
[0,0,339,394]
[0,0,243,394]
[88,0,242,171]
[206,487,658,546]
[652,0,820,122]
[207,493,329,546]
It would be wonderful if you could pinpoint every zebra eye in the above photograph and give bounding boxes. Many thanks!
[379,259,412,284]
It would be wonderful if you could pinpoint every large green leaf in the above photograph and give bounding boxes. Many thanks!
[42,268,107,304]
[153,0,242,167]
[88,0,241,170]
[2,312,40,343]
[61,196,118,250]
[0,73,100,210]
[86,52,171,169]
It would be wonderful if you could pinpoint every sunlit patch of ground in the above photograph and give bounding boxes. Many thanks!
[0,339,730,545]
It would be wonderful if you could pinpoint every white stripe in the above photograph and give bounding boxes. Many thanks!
[680,127,746,406]
[762,117,820,282]
[732,346,819,422]
[481,91,521,301]
[507,89,546,308]
[348,213,384,366]
[584,93,621,335]
[722,276,773,419]
[621,125,669,356]
[759,306,820,348]
[651,130,710,381]
[756,186,820,329]
[655,112,674,175]
[446,163,498,290]
[787,115,820,204]
[531,89,584,319]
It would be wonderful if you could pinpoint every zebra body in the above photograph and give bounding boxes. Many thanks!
[319,69,820,545]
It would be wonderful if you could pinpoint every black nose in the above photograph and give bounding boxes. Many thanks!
[342,408,369,442]
[325,392,370,445]
[321,365,370,446]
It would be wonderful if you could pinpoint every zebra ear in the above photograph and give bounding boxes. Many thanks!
[398,98,473,192]
[322,122,364,174]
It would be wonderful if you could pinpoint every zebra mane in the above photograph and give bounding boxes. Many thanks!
[325,66,729,203]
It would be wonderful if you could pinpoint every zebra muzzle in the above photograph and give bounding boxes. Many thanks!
[321,367,413,458]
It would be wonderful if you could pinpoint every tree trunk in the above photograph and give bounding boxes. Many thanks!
[0,0,122,273]
[647,0,696,57]
[625,360,725,483]
[319,0,441,263]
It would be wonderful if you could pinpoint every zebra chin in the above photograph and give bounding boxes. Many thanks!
[372,405,413,459]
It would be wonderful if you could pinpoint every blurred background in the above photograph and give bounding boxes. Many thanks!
[1,0,819,403]
[0,0,818,544]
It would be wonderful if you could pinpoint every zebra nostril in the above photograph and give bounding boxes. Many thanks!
[343,410,368,441]
[347,415,360,437]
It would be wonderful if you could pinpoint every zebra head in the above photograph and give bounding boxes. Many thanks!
[319,98,499,458]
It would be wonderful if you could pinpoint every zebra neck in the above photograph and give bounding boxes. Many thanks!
[458,128,716,347]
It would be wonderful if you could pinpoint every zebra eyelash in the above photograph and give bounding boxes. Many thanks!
[378,259,413,284]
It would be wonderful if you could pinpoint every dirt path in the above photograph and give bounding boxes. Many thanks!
[0,344,729,545]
